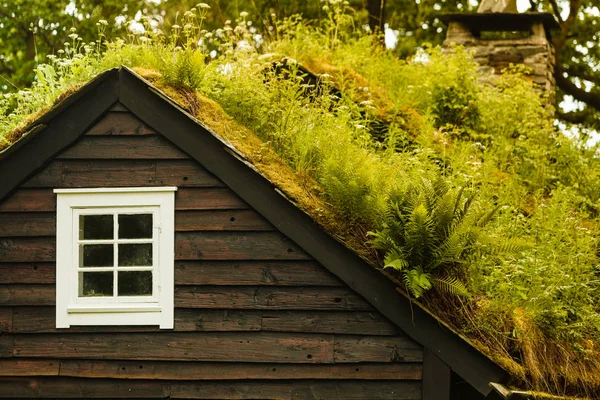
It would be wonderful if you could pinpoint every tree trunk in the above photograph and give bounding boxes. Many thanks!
[25,30,36,61]
[367,0,386,33]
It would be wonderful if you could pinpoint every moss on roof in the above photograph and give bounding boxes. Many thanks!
[138,68,370,256]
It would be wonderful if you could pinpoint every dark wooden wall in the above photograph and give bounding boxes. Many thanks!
[0,105,423,399]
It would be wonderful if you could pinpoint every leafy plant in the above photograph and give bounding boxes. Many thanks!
[370,177,506,298]
[370,178,478,297]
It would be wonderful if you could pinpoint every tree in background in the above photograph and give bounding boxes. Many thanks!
[380,0,600,130]
[0,0,157,91]
[0,0,598,130]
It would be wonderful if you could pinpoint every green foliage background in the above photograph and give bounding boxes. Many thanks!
[2,0,600,131]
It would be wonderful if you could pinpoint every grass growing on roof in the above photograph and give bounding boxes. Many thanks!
[1,3,600,398]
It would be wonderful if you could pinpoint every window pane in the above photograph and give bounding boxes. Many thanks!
[81,244,114,267]
[119,244,152,266]
[80,215,113,240]
[118,271,152,296]
[79,272,113,297]
[119,214,153,239]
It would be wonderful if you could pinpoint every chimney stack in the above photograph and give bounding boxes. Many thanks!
[440,12,560,104]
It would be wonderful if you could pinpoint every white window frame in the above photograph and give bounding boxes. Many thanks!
[54,187,177,329]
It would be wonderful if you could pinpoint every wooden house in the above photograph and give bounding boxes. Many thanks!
[0,67,510,399]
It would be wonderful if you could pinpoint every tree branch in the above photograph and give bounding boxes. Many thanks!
[0,58,15,75]
[557,108,600,131]
[547,0,562,22]
[565,0,582,26]
[528,0,539,11]
[555,67,600,112]
[564,67,600,86]
[557,108,594,124]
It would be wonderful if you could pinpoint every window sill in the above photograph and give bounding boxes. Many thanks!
[67,304,162,313]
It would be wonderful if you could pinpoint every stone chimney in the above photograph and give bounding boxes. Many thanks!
[440,13,560,104]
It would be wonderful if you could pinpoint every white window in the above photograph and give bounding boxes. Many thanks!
[54,187,176,329]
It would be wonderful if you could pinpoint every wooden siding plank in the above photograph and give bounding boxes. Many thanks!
[12,308,262,333]
[334,336,423,363]
[0,360,59,376]
[24,160,224,189]
[174,309,262,332]
[0,335,12,357]
[0,263,55,284]
[0,189,55,212]
[175,210,273,231]
[21,162,64,188]
[24,160,155,188]
[0,231,310,262]
[0,308,12,332]
[155,160,224,187]
[174,286,373,311]
[0,378,422,399]
[0,209,271,238]
[0,238,55,262]
[175,381,422,400]
[0,213,56,237]
[0,377,170,398]
[175,232,311,261]
[11,307,402,336]
[58,136,190,159]
[290,381,422,400]
[0,188,248,213]
[174,261,341,286]
[61,160,156,187]
[261,311,400,336]
[0,285,55,306]
[176,188,248,210]
[85,112,156,135]
[58,360,422,380]
[170,381,292,399]
[12,333,334,363]
[3,286,372,310]
[0,261,339,286]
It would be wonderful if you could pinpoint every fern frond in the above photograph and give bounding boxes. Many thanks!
[421,178,438,212]
[404,203,434,264]
[384,248,409,271]
[452,186,465,216]
[455,192,476,225]
[431,174,449,198]
[487,236,533,256]
[432,274,470,297]
[431,188,457,240]
[367,229,395,252]
[474,204,500,227]
[431,231,465,267]
[404,267,432,298]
